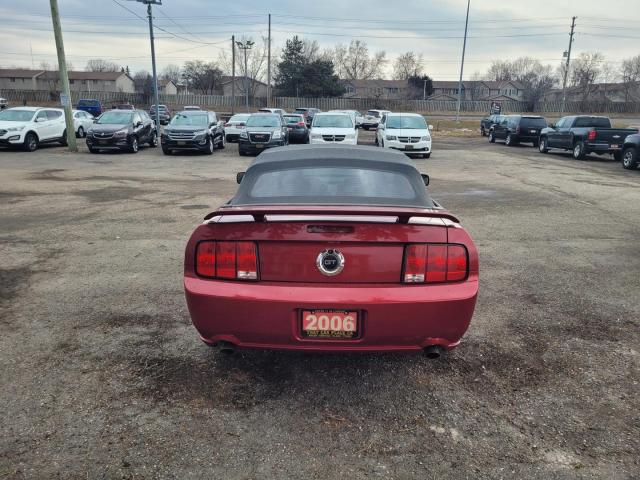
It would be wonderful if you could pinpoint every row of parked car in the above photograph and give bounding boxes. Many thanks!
[480,113,640,170]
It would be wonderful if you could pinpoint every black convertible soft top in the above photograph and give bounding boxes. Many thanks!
[230,145,434,208]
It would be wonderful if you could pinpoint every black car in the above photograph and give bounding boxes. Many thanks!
[489,115,547,146]
[161,110,225,155]
[86,109,157,153]
[282,114,309,144]
[480,114,504,136]
[149,104,171,125]
[621,134,640,170]
[294,107,321,126]
[238,113,288,156]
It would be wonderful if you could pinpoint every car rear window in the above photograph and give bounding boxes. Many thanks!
[520,117,547,128]
[574,117,611,128]
[233,165,433,207]
[78,100,99,106]
[283,115,303,124]
[367,110,380,117]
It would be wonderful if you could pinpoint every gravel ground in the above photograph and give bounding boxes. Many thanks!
[1,131,639,479]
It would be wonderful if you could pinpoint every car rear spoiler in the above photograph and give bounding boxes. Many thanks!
[203,206,460,225]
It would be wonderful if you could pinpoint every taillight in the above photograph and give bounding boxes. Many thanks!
[587,130,596,141]
[195,241,259,280]
[298,121,305,126]
[403,244,468,283]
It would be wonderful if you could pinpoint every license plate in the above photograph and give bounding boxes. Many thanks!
[255,144,264,149]
[406,145,414,150]
[99,140,107,145]
[178,141,186,145]
[302,310,358,339]
[287,127,293,130]
[611,144,619,149]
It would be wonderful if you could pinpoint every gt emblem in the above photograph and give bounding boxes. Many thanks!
[316,249,345,276]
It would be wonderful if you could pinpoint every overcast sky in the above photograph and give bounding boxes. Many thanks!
[1,0,639,80]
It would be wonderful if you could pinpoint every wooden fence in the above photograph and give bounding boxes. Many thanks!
[4,89,640,115]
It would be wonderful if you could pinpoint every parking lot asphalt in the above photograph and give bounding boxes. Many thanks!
[1,131,639,479]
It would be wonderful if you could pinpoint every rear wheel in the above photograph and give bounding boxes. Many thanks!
[539,137,549,153]
[622,147,638,169]
[205,137,214,155]
[88,146,98,154]
[218,134,225,149]
[23,132,38,151]
[505,133,515,146]
[129,136,139,153]
[613,151,622,162]
[488,131,495,143]
[573,141,585,160]
[480,127,486,136]
[77,126,85,138]
[239,149,246,156]
[532,139,539,147]
[59,130,67,146]
[374,135,379,146]
[162,146,172,155]
[148,131,157,147]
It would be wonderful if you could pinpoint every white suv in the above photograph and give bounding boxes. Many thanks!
[310,112,358,145]
[362,109,390,130]
[0,107,66,151]
[376,112,432,158]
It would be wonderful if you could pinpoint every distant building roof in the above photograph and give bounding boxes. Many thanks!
[342,79,409,89]
[0,69,45,78]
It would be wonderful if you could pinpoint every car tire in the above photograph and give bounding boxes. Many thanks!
[23,132,38,152]
[364,126,369,131]
[622,147,638,169]
[423,153,431,159]
[59,130,68,146]
[239,150,246,156]
[381,139,384,148]
[374,135,379,146]
[88,146,98,154]
[148,131,158,147]
[480,127,486,136]
[129,136,139,153]
[613,151,622,162]
[532,139,539,147]
[206,137,214,155]
[505,133,514,146]
[488,131,495,143]
[539,137,549,153]
[162,146,172,155]
[573,141,586,160]
[77,126,85,138]
[218,135,225,149]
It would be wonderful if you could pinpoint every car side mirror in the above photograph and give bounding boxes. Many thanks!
[428,124,434,131]
[136,121,142,127]
[36,117,46,122]
[421,174,430,186]
[236,172,245,184]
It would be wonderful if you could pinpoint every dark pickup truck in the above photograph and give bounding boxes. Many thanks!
[538,115,637,160]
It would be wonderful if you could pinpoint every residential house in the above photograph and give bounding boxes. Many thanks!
[341,79,409,99]
[219,75,268,98]
[0,68,135,93]
[541,82,640,103]
[158,79,177,95]
[430,80,524,101]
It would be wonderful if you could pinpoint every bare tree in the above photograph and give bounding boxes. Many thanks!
[133,70,153,97]
[218,36,270,98]
[161,64,181,85]
[181,61,223,95]
[485,60,513,81]
[330,40,387,80]
[570,52,604,102]
[621,55,640,102]
[85,59,120,72]
[484,57,556,109]
[392,51,424,80]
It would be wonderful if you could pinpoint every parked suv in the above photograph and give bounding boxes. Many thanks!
[480,114,504,136]
[77,98,103,117]
[489,115,547,146]
[362,109,390,130]
[238,113,288,155]
[86,109,157,153]
[294,107,321,126]
[0,107,66,151]
[161,110,225,155]
[149,104,171,125]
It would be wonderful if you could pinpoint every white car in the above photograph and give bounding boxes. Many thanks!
[362,109,390,130]
[310,112,358,145]
[224,113,250,143]
[376,112,432,158]
[259,108,287,116]
[329,110,364,129]
[184,106,201,111]
[0,106,66,151]
[73,109,94,138]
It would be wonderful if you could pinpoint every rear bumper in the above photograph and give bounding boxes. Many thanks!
[586,143,622,154]
[184,278,478,352]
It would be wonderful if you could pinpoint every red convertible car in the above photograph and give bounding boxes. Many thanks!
[184,146,479,357]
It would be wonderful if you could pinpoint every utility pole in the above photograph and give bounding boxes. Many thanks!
[423,79,427,100]
[231,35,236,114]
[135,0,162,128]
[456,0,470,122]
[560,16,577,116]
[267,13,272,107]
[236,40,254,112]
[49,0,77,151]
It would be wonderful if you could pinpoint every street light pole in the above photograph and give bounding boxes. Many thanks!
[235,40,254,112]
[456,0,470,122]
